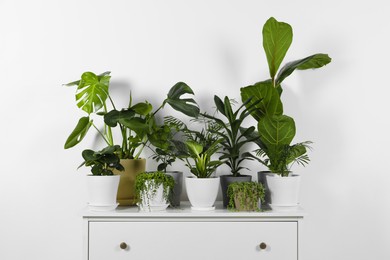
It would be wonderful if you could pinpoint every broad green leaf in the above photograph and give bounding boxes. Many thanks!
[131,102,153,116]
[64,117,92,149]
[258,115,296,146]
[262,17,293,80]
[185,141,203,157]
[74,71,111,114]
[104,109,135,127]
[240,80,283,121]
[119,117,148,135]
[166,82,200,118]
[276,54,332,84]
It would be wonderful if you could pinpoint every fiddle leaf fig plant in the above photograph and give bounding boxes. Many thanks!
[240,17,331,176]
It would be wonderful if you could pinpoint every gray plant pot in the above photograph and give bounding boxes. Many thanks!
[220,175,252,208]
[164,171,183,207]
[257,171,272,205]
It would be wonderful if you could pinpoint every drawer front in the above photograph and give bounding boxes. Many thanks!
[89,221,297,260]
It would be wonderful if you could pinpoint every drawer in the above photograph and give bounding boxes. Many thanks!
[88,221,297,260]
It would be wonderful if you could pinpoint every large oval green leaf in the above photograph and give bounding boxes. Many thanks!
[262,17,293,80]
[74,71,111,114]
[258,114,295,146]
[240,80,283,121]
[166,82,200,118]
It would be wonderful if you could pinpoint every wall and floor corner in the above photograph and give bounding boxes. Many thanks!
[0,0,389,259]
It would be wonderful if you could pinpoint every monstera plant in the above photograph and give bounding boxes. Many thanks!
[64,73,199,159]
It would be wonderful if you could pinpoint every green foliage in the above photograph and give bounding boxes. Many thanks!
[79,145,124,176]
[240,17,331,176]
[202,96,260,177]
[227,182,265,211]
[135,172,175,207]
[64,72,200,161]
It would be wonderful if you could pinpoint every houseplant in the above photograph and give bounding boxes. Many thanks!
[227,182,265,211]
[173,117,223,210]
[135,171,174,212]
[240,17,331,208]
[79,145,124,211]
[202,95,260,207]
[148,120,187,207]
[64,72,199,205]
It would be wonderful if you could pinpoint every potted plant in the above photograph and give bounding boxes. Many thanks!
[148,120,187,207]
[240,17,331,209]
[64,72,199,205]
[227,182,265,211]
[135,171,174,212]
[174,117,224,210]
[202,95,260,207]
[79,145,124,211]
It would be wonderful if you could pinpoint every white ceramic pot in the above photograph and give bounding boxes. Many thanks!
[185,176,220,211]
[265,173,301,209]
[87,175,120,211]
[138,180,169,212]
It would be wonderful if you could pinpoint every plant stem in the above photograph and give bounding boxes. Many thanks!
[92,123,110,145]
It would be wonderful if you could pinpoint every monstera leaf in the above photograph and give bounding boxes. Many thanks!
[240,80,283,121]
[262,17,293,81]
[64,116,92,149]
[258,114,295,146]
[276,54,332,85]
[165,82,200,118]
[65,71,111,114]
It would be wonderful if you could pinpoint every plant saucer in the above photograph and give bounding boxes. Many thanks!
[88,203,119,212]
[137,203,169,212]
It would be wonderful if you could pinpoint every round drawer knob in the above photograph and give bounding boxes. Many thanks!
[120,242,127,250]
[259,242,267,250]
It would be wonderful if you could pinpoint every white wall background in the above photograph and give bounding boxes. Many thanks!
[1,0,389,259]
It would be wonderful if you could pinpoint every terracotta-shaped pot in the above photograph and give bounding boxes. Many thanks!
[114,159,146,206]
[265,173,301,209]
[87,175,120,211]
[138,181,169,212]
[185,176,220,211]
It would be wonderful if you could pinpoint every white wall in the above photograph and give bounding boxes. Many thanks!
[1,0,389,259]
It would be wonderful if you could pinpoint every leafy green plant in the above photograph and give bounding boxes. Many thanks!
[135,171,175,207]
[227,182,265,211]
[79,145,124,176]
[64,72,200,160]
[202,96,260,177]
[240,17,331,176]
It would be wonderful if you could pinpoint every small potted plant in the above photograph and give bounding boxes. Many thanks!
[240,17,331,209]
[135,171,174,212]
[227,182,265,211]
[202,95,260,207]
[79,145,124,211]
[176,117,224,211]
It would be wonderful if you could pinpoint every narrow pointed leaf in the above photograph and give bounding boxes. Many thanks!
[64,117,92,149]
[276,54,332,84]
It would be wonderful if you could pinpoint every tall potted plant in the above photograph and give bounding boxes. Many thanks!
[240,17,331,208]
[202,95,259,207]
[79,145,124,211]
[64,72,199,205]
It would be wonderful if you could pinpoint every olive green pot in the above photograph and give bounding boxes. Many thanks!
[114,159,146,206]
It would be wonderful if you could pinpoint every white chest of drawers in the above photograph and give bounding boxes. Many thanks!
[83,202,304,260]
